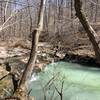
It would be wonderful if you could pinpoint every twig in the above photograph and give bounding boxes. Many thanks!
[53,80,64,100]
[3,88,11,96]
[44,72,60,88]
[0,73,10,81]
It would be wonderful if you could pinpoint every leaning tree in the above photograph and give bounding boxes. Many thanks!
[74,0,100,63]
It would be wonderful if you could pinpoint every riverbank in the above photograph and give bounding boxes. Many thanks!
[0,40,99,99]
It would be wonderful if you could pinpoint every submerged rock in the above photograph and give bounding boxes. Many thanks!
[34,63,46,73]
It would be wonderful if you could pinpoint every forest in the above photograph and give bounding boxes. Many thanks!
[0,0,100,100]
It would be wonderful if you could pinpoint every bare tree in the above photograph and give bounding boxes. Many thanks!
[74,0,100,62]
[71,0,73,19]
[26,0,32,33]
[94,0,98,22]
[14,0,46,99]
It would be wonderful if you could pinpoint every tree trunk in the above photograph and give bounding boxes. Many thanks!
[26,0,32,33]
[71,0,73,19]
[94,0,98,22]
[74,0,100,62]
[14,0,46,99]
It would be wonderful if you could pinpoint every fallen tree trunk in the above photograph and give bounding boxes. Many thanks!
[74,0,100,62]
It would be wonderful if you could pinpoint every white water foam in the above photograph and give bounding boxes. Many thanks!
[29,73,39,83]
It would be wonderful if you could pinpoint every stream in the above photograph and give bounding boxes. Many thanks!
[30,61,100,100]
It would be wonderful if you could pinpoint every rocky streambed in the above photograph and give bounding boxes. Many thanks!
[0,44,56,98]
[0,46,29,98]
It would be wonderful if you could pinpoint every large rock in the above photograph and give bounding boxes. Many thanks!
[0,67,14,98]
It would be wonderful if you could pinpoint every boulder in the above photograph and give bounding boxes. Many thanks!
[0,67,14,98]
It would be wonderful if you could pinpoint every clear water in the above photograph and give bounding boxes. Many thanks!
[30,62,100,100]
